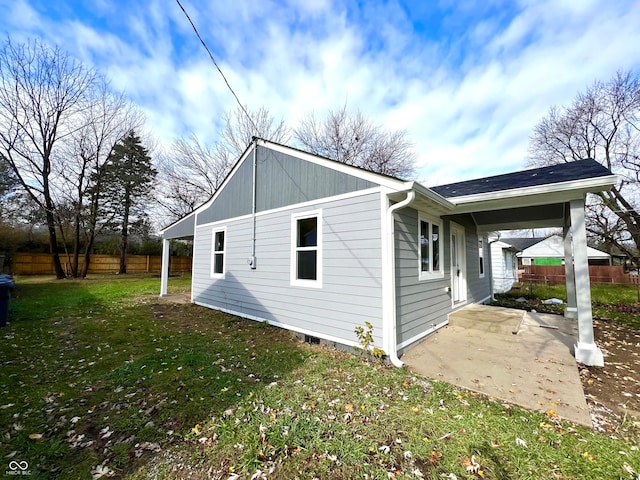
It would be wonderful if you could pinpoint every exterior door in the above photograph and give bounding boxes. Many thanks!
[450,223,466,305]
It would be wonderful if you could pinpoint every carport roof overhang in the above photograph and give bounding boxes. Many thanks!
[161,211,196,240]
[439,174,618,232]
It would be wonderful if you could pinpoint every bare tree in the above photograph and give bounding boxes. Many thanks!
[58,83,144,277]
[0,38,97,278]
[156,134,228,220]
[294,104,416,179]
[528,71,640,266]
[157,106,290,223]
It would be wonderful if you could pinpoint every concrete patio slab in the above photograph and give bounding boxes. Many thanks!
[158,293,191,304]
[402,304,591,427]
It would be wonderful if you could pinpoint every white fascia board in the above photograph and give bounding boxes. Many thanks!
[410,182,456,211]
[447,175,617,211]
[257,139,408,191]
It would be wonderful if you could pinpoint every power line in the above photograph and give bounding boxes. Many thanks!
[176,0,259,133]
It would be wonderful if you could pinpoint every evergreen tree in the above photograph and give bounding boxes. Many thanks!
[103,131,156,274]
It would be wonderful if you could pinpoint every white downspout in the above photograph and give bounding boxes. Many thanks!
[386,190,416,367]
[249,138,258,269]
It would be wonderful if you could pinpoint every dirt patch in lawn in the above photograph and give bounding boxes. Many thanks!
[581,318,640,434]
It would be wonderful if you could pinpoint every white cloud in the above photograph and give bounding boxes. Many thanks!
[2,0,640,188]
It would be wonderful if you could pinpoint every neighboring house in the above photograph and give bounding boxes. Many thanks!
[515,235,611,266]
[490,240,518,294]
[160,139,616,366]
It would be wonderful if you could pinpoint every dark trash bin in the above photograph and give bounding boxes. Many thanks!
[0,274,14,327]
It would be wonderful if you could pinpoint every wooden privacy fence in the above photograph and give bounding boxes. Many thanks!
[521,265,639,285]
[11,252,192,276]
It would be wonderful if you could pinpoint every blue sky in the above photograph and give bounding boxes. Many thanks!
[2,0,639,186]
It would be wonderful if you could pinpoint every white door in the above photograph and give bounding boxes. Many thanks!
[450,223,467,305]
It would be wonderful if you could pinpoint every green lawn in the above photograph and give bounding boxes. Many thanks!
[1,275,639,479]
[492,283,640,330]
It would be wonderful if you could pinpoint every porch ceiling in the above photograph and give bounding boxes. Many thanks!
[470,202,566,232]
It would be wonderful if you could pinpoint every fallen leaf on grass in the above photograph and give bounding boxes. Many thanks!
[462,455,481,474]
[430,449,442,464]
[581,452,595,461]
[91,464,113,479]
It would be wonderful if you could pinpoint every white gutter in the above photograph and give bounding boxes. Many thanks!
[385,189,416,367]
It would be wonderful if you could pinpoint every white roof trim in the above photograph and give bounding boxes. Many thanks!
[410,182,456,211]
[257,139,408,191]
[445,175,618,205]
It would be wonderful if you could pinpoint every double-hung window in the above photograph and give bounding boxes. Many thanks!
[419,215,443,280]
[291,210,322,287]
[211,227,226,278]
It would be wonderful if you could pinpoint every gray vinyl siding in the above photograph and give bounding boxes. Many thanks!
[256,147,376,211]
[394,207,452,348]
[394,210,493,350]
[197,146,377,226]
[192,191,384,346]
[163,213,195,239]
[197,157,253,225]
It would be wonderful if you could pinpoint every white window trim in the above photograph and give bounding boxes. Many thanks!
[418,213,444,281]
[290,209,322,288]
[210,226,226,279]
[478,236,485,278]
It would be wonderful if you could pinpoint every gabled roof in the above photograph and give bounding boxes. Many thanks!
[430,159,611,198]
[499,237,545,252]
[513,235,611,259]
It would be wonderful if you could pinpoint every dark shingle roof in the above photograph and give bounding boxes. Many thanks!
[499,237,544,251]
[430,159,611,198]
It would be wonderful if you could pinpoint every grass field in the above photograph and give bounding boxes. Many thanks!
[1,275,638,479]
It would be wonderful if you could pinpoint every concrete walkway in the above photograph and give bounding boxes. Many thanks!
[402,304,592,427]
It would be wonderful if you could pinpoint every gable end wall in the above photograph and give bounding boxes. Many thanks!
[197,146,378,226]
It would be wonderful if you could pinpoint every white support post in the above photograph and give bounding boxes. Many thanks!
[160,238,170,297]
[563,212,577,319]
[569,198,604,366]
